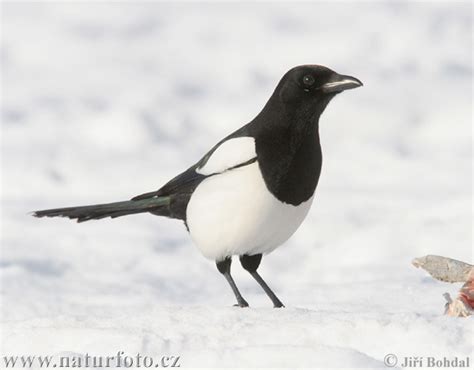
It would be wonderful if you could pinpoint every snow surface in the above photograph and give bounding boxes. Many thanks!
[1,2,472,369]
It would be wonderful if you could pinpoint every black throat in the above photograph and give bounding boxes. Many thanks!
[246,96,328,206]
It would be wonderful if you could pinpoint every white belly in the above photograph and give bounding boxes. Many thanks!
[186,162,313,260]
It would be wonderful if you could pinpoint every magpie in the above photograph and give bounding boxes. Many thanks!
[33,65,362,308]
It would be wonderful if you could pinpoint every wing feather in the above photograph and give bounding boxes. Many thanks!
[132,136,257,200]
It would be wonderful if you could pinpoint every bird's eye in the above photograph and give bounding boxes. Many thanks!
[302,75,315,86]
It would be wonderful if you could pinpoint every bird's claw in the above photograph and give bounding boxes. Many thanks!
[233,301,249,308]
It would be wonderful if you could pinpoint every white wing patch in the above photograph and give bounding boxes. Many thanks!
[196,137,256,176]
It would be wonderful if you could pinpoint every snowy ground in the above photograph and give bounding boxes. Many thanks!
[1,2,472,369]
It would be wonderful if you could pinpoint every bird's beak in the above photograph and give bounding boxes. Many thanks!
[321,73,363,94]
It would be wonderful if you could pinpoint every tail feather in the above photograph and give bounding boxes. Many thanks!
[33,197,170,223]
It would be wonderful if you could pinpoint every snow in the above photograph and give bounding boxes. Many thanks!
[1,1,472,369]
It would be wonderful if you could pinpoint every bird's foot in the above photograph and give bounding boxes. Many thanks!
[233,300,249,308]
[273,301,285,308]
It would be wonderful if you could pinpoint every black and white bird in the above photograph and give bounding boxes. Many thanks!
[34,65,362,308]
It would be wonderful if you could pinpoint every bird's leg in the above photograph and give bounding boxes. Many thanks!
[240,254,285,308]
[216,257,249,308]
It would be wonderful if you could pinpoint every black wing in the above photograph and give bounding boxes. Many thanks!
[131,124,255,221]
[130,165,206,221]
[132,165,205,201]
[133,123,254,201]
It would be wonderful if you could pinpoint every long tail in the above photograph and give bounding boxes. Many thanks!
[33,197,169,223]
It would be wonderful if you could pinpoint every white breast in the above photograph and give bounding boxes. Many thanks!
[186,161,313,261]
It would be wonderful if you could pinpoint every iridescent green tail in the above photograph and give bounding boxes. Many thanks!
[33,197,169,223]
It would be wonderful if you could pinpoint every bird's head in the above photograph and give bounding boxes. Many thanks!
[275,65,362,117]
